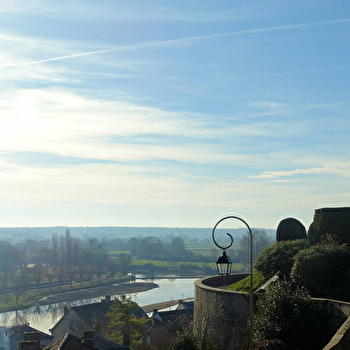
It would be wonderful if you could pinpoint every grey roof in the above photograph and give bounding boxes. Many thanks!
[44,333,92,350]
[52,300,147,332]
[95,333,130,350]
[153,308,193,325]
[176,301,194,310]
[6,324,53,341]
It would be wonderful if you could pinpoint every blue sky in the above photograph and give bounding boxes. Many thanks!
[0,1,350,229]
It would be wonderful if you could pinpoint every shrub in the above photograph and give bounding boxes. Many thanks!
[254,239,309,279]
[253,278,327,350]
[169,333,198,350]
[253,339,285,350]
[291,243,350,298]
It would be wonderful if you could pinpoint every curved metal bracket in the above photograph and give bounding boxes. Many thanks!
[212,215,252,250]
[212,221,234,250]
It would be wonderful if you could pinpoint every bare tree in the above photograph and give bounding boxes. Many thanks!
[31,264,45,292]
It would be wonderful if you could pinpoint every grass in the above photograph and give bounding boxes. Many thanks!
[228,271,265,293]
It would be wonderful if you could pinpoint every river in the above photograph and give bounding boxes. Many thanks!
[0,278,197,334]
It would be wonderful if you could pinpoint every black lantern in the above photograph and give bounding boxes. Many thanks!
[216,250,232,276]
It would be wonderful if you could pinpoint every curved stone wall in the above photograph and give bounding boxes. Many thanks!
[309,207,350,244]
[193,274,249,350]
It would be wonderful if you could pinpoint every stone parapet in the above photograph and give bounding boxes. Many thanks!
[193,274,249,350]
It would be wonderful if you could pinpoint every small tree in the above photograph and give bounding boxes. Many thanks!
[118,253,132,275]
[239,229,272,268]
[106,294,149,347]
[31,264,45,292]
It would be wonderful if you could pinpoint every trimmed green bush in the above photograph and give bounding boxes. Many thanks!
[254,239,309,279]
[291,243,350,299]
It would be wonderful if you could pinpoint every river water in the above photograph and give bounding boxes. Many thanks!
[0,278,197,334]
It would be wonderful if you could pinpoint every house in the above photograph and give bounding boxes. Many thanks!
[0,324,53,350]
[144,300,194,347]
[176,300,194,311]
[50,296,146,339]
[43,330,130,350]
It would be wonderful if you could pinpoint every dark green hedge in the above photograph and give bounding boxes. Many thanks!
[254,239,309,279]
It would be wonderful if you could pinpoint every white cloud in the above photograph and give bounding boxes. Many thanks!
[251,161,350,179]
[0,88,243,166]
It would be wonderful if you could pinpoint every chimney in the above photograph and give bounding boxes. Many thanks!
[83,330,95,348]
[18,340,40,350]
[23,332,40,349]
[106,295,110,301]
[24,332,40,342]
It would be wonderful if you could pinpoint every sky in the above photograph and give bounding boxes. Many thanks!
[0,1,350,230]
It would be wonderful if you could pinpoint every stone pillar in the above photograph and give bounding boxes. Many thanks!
[308,207,350,244]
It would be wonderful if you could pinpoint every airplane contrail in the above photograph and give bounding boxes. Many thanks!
[3,48,111,67]
[3,17,350,67]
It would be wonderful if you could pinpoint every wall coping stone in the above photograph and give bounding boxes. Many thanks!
[195,274,250,294]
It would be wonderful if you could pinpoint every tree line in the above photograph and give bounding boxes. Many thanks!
[0,228,272,304]
[0,229,116,302]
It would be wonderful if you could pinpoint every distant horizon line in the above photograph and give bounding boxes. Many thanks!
[0,225,274,230]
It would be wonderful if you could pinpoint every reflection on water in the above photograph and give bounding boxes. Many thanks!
[0,278,197,333]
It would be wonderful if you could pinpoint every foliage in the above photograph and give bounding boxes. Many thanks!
[106,294,149,347]
[229,271,265,292]
[117,253,132,275]
[126,236,195,262]
[291,241,350,298]
[238,229,272,266]
[167,237,195,261]
[169,332,198,350]
[253,278,326,350]
[254,239,309,279]
[253,339,285,350]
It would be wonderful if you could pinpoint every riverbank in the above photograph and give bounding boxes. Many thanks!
[0,280,158,313]
[37,281,158,305]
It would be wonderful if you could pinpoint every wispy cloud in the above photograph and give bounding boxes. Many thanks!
[251,161,350,179]
[226,101,350,121]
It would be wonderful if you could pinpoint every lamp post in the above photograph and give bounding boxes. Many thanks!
[212,215,253,350]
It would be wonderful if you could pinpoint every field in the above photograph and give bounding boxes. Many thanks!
[107,244,244,271]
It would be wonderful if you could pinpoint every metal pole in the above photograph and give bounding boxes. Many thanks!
[212,215,253,350]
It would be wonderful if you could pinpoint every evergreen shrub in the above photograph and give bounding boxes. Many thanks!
[291,243,350,298]
[254,239,309,279]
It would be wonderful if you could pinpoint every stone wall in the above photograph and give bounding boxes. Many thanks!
[193,274,249,350]
[193,274,350,350]
[317,298,350,350]
[309,207,350,244]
